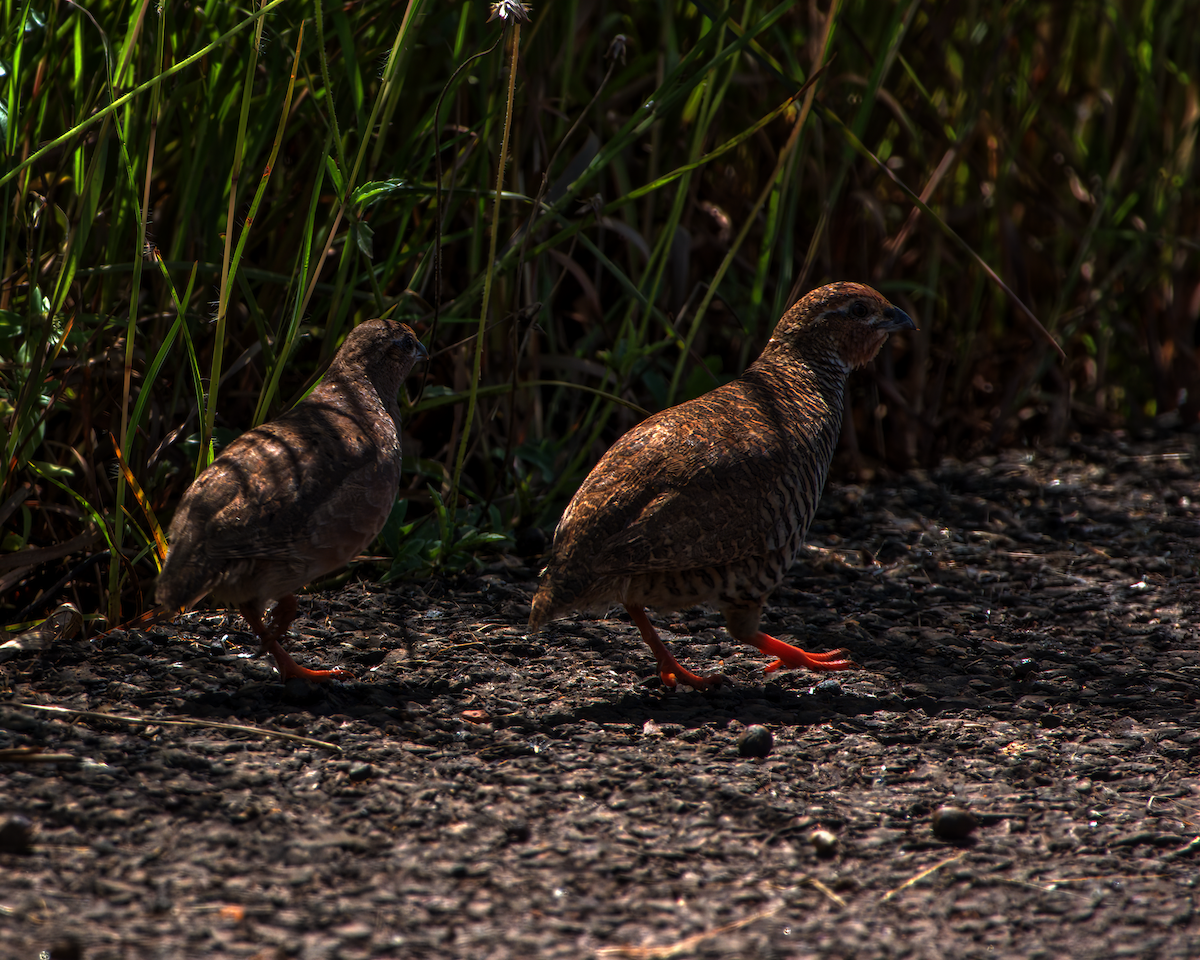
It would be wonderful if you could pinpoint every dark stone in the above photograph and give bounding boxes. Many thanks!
[932,806,978,842]
[737,724,773,758]
[0,815,34,854]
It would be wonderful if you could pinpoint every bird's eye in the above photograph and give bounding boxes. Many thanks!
[851,302,869,319]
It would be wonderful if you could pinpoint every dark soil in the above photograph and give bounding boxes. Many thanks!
[4,434,1200,959]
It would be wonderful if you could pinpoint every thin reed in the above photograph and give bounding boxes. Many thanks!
[2,1,1197,628]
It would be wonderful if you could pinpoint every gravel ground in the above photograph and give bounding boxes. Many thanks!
[3,433,1200,959]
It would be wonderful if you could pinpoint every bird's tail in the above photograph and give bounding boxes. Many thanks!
[527,580,557,633]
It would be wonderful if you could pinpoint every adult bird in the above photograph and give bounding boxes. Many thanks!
[528,282,914,690]
[156,319,427,681]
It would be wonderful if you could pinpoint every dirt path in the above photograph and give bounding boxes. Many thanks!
[3,434,1199,959]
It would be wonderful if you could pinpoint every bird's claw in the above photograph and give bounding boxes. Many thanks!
[280,666,352,682]
[751,632,855,673]
[762,654,856,673]
[660,667,727,691]
[264,635,350,683]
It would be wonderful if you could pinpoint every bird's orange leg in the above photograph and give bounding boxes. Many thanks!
[747,631,856,674]
[625,605,725,690]
[240,596,350,682]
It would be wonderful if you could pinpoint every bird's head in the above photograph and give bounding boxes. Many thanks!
[764,282,915,372]
[331,319,429,395]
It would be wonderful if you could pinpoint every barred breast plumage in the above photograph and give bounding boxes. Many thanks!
[528,282,915,689]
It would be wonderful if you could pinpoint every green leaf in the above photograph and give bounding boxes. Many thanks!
[353,218,375,259]
[453,531,510,551]
[1137,40,1153,75]
[30,459,74,479]
[0,309,22,337]
[1112,192,1139,226]
[378,498,409,556]
[350,179,407,207]
[324,155,345,195]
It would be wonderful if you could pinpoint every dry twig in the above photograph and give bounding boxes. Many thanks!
[596,903,781,959]
[881,851,967,902]
[9,702,343,752]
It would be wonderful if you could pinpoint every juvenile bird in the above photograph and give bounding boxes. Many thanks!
[529,282,914,690]
[156,319,427,681]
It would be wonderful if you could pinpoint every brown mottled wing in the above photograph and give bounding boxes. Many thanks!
[163,400,397,600]
[557,377,834,576]
[207,404,392,556]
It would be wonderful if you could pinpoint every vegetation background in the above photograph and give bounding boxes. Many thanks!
[2,0,1197,632]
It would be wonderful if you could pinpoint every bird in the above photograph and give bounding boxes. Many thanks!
[529,282,914,690]
[155,319,428,682]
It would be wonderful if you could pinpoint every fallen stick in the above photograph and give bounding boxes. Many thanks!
[8,702,342,752]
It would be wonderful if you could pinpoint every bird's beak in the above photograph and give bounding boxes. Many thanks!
[874,305,916,332]
[408,339,430,362]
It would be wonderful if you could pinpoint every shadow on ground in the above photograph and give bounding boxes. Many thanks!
[3,434,1199,959]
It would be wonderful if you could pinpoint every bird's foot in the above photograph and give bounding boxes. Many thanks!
[263,636,350,682]
[657,663,728,691]
[625,604,725,691]
[749,632,856,673]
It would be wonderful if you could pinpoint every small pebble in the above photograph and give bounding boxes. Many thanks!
[48,939,83,960]
[348,762,375,781]
[931,806,978,841]
[737,725,773,758]
[809,828,838,858]
[504,819,531,844]
[1012,658,1038,679]
[0,815,34,854]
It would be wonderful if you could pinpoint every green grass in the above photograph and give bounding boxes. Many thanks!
[2,0,1198,628]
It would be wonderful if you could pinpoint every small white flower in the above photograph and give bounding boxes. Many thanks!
[488,0,531,23]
